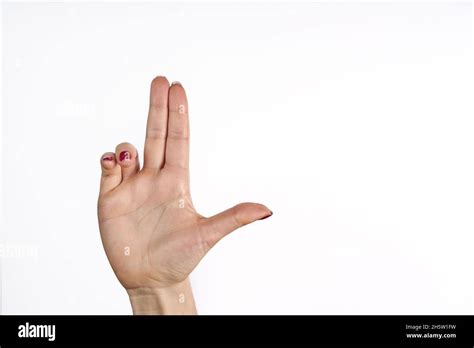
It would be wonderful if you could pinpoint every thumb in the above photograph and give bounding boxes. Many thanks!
[200,202,272,251]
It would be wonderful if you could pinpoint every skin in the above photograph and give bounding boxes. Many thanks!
[97,76,272,314]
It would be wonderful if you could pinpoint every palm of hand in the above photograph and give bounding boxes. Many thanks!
[98,167,204,289]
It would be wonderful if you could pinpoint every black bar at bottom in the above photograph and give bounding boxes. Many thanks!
[0,315,473,346]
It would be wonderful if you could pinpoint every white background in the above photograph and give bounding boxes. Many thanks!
[1,1,473,314]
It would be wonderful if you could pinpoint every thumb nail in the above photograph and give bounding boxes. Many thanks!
[259,211,273,220]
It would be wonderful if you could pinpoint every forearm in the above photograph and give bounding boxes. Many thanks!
[127,278,197,315]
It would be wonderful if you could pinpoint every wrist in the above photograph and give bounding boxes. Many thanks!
[127,278,197,315]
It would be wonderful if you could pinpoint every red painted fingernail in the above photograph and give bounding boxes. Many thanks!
[102,155,114,161]
[119,151,131,161]
[259,211,273,220]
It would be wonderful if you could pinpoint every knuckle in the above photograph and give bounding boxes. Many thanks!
[149,104,167,113]
[167,129,189,140]
[231,209,243,227]
[115,142,136,152]
[116,141,132,148]
[146,128,167,140]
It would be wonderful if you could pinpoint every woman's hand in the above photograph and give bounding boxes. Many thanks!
[97,76,272,314]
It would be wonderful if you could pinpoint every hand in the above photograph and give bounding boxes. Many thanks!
[97,76,272,314]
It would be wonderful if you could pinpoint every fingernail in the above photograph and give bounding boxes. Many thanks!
[171,81,181,86]
[102,155,114,161]
[119,151,131,162]
[259,211,273,220]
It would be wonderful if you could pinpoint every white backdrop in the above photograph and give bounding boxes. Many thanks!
[1,2,473,314]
